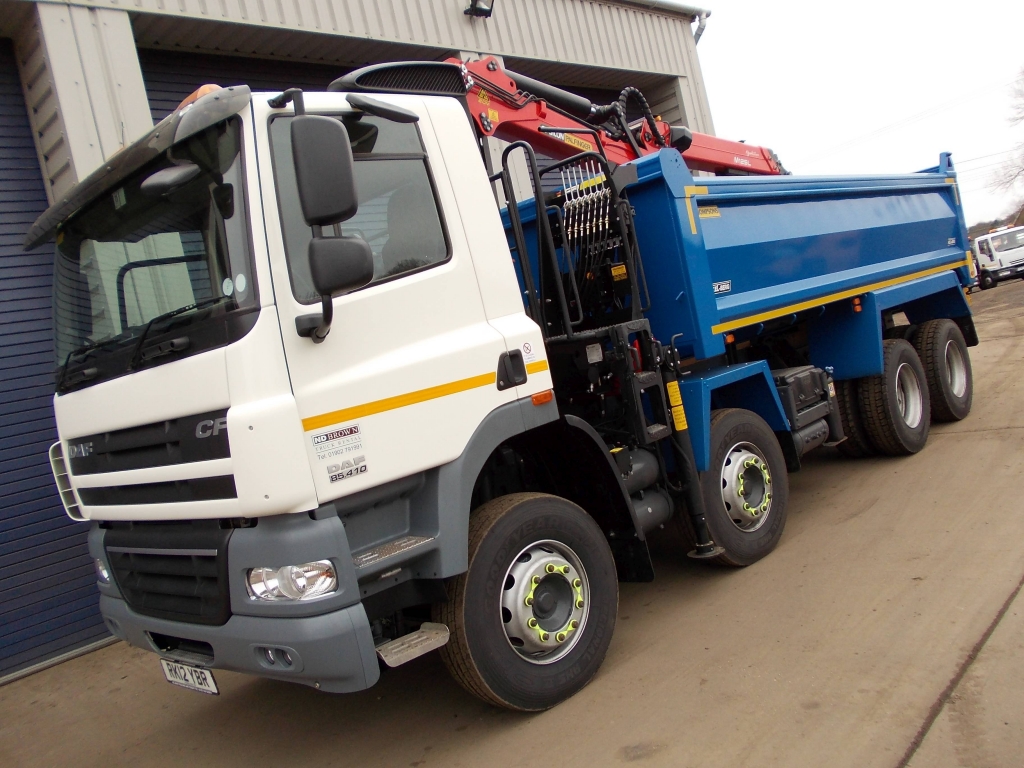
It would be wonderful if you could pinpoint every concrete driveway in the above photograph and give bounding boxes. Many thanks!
[3,281,1024,768]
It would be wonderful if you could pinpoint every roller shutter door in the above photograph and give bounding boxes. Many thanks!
[138,49,349,122]
[0,38,108,679]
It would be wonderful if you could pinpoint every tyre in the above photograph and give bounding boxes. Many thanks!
[859,339,931,455]
[913,319,973,422]
[978,271,995,290]
[433,493,618,711]
[834,378,875,458]
[699,409,789,567]
[884,324,917,341]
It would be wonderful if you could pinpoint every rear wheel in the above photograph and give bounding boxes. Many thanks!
[859,340,931,455]
[434,493,618,711]
[700,409,789,567]
[913,319,973,422]
[835,379,875,458]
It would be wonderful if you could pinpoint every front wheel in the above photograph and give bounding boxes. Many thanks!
[700,409,789,567]
[434,493,618,711]
[978,271,995,290]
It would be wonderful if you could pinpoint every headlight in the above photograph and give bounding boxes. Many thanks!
[247,560,338,602]
[94,558,111,584]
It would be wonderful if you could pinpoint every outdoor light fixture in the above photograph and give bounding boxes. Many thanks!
[464,0,495,18]
[247,560,338,601]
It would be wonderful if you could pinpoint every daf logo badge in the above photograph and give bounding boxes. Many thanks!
[196,418,228,439]
[67,442,94,458]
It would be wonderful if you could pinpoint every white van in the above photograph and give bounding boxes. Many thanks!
[973,225,1024,289]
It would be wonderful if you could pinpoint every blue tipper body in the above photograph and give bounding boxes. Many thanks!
[503,149,973,469]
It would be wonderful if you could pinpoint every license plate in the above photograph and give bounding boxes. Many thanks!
[160,659,219,695]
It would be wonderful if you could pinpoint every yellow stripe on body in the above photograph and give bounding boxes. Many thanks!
[710,257,971,335]
[302,358,552,432]
[303,372,495,432]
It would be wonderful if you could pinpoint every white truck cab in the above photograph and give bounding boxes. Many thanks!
[40,85,576,706]
[972,225,1024,289]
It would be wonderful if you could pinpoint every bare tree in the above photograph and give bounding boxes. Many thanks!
[995,67,1024,192]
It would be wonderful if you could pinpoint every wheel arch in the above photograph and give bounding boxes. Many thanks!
[677,361,790,472]
[470,415,655,582]
[809,270,977,380]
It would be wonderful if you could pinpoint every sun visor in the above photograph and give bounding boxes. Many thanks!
[23,85,252,251]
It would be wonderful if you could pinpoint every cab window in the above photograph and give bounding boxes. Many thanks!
[269,114,450,304]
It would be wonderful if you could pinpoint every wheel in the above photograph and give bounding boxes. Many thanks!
[433,493,618,711]
[978,271,995,290]
[859,339,931,455]
[699,409,789,567]
[834,378,875,458]
[913,319,973,422]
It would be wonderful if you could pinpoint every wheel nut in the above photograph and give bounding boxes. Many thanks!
[532,575,541,585]
[556,632,567,642]
[546,564,557,574]
[524,596,533,606]
[528,618,538,629]
[576,598,584,609]
[573,578,581,588]
[569,620,579,630]
[541,632,549,641]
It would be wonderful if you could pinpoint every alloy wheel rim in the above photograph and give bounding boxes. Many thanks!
[944,340,968,398]
[895,362,924,428]
[500,539,590,665]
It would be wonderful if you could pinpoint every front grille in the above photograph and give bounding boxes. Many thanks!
[79,476,236,506]
[105,521,233,625]
[68,408,230,475]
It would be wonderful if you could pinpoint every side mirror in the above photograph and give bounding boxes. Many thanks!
[290,112,365,342]
[309,237,374,297]
[291,115,357,226]
[296,236,374,341]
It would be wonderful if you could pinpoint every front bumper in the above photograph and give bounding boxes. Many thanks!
[101,594,380,692]
[994,264,1024,280]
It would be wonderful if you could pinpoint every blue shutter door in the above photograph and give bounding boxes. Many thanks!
[138,49,347,122]
[0,38,108,678]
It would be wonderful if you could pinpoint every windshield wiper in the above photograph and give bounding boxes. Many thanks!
[128,295,232,370]
[56,334,134,392]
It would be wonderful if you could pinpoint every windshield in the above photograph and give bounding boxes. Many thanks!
[53,117,256,391]
[990,229,1024,254]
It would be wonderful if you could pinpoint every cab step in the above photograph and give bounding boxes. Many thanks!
[375,622,450,668]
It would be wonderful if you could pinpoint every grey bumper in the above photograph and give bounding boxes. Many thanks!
[100,594,380,693]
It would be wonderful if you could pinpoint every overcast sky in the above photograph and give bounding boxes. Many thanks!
[697,0,1024,226]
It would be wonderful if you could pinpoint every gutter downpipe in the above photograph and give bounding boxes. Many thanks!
[693,10,710,44]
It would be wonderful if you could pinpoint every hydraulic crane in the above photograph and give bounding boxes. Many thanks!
[449,55,786,175]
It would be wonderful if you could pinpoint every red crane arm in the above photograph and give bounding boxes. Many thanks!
[451,56,783,176]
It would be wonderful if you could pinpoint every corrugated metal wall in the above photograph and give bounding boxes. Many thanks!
[0,37,108,679]
[122,0,699,78]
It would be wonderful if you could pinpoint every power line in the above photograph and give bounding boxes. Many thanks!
[801,79,1018,162]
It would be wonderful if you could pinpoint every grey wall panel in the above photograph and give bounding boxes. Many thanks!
[0,37,107,678]
[119,0,699,76]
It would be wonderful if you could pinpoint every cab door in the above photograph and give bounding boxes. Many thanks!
[254,93,515,501]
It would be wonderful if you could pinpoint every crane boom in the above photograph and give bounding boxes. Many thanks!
[452,56,785,176]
